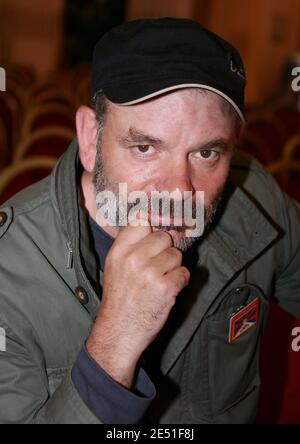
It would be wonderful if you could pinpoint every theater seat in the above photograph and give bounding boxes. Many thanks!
[13,127,75,162]
[21,103,75,137]
[273,107,300,138]
[268,161,300,202]
[257,303,300,424]
[244,116,286,161]
[282,133,300,162]
[237,133,273,165]
[0,119,8,169]
[0,156,56,204]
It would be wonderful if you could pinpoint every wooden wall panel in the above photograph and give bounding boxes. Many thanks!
[0,0,64,74]
[195,0,300,105]
[127,0,195,20]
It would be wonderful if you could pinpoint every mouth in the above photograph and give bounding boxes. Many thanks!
[149,214,196,230]
[148,212,184,224]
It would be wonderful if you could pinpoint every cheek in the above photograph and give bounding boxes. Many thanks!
[193,165,229,203]
[103,151,159,190]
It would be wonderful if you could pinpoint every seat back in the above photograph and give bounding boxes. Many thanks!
[0,156,57,204]
[13,127,75,162]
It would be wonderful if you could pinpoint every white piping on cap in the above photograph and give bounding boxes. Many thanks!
[117,83,245,123]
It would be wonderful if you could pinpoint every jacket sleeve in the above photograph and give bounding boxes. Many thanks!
[0,317,100,424]
[270,178,300,318]
[72,345,156,424]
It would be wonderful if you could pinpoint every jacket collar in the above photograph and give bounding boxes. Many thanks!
[51,141,281,371]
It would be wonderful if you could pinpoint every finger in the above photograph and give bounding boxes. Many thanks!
[134,230,173,258]
[113,218,152,250]
[164,266,190,294]
[150,247,182,274]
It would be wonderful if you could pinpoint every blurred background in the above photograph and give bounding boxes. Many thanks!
[0,0,300,424]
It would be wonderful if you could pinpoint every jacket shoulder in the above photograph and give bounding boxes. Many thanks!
[230,150,272,186]
[229,150,284,206]
[0,176,53,239]
[1,175,51,217]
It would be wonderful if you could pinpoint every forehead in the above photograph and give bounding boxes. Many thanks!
[105,88,235,140]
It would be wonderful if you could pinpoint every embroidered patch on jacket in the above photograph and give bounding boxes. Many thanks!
[229,298,259,343]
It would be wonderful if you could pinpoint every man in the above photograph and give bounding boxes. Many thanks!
[0,18,299,424]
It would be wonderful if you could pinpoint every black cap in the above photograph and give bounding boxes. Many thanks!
[92,18,246,122]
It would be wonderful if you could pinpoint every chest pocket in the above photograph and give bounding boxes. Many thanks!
[204,284,269,416]
[46,366,71,396]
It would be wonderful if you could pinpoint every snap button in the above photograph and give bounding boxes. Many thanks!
[74,286,89,305]
[0,212,7,227]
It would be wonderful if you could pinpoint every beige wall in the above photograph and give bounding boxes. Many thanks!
[0,0,64,75]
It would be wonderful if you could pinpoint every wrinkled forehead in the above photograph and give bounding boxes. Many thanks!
[104,88,239,139]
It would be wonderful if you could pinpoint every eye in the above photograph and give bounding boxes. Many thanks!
[132,145,155,156]
[194,150,219,161]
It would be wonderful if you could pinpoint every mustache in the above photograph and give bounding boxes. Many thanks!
[124,197,198,220]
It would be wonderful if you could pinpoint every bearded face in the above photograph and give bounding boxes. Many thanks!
[92,88,236,251]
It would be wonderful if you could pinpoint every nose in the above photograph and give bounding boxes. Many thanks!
[160,158,194,195]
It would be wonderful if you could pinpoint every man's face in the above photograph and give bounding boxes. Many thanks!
[93,88,238,251]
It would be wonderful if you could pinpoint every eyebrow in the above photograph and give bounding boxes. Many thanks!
[118,127,229,152]
[196,139,229,152]
[118,127,164,146]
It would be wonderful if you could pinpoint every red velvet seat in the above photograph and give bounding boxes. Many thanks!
[257,303,300,424]
[0,95,16,152]
[21,104,75,137]
[13,127,75,162]
[238,133,273,165]
[245,117,286,161]
[0,118,8,168]
[268,161,300,202]
[273,107,300,139]
[0,156,56,204]
[282,133,300,162]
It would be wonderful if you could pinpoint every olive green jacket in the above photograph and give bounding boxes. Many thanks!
[0,140,299,424]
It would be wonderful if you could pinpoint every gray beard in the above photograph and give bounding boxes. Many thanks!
[93,145,223,252]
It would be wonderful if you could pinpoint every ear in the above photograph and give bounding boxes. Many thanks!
[76,106,98,173]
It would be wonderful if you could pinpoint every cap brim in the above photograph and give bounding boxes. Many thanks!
[108,83,245,123]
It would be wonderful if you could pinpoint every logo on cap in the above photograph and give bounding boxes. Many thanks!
[230,59,245,80]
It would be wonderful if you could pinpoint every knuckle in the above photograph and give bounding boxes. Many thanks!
[171,267,190,292]
[152,230,173,245]
[169,247,182,261]
[146,265,159,283]
[126,250,140,270]
[156,276,169,294]
[162,247,182,266]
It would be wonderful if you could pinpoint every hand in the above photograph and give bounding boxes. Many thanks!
[86,221,190,388]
